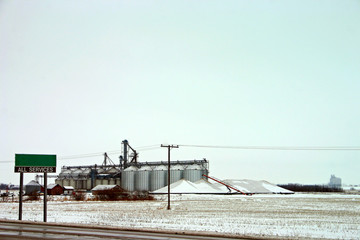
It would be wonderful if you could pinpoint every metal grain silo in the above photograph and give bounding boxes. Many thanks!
[25,180,42,195]
[86,179,92,190]
[95,179,102,187]
[69,179,76,189]
[121,166,138,191]
[136,166,151,191]
[69,169,82,189]
[59,169,72,178]
[75,180,82,189]
[72,169,83,179]
[81,169,91,178]
[170,164,184,184]
[150,165,167,191]
[106,167,118,174]
[55,178,63,187]
[63,179,70,187]
[184,164,203,182]
[102,179,109,185]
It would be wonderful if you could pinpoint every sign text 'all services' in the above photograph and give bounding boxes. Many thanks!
[15,154,56,173]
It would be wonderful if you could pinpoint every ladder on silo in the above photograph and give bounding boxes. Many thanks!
[202,174,251,195]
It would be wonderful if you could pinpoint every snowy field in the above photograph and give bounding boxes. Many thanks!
[1,193,360,239]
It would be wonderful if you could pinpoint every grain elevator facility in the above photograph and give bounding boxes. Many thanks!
[55,140,209,192]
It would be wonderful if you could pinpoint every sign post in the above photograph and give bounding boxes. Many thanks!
[44,172,47,222]
[15,154,56,222]
[19,172,23,220]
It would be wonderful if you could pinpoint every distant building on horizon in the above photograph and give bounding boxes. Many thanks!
[329,174,342,188]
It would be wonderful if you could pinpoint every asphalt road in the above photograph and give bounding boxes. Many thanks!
[0,221,248,240]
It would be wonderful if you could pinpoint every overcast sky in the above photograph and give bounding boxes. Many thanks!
[1,0,359,186]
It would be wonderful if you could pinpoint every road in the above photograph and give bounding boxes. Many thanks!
[0,221,249,240]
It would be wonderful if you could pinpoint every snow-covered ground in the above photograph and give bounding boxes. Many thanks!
[1,193,359,239]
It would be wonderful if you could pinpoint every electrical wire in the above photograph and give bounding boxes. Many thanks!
[0,161,13,163]
[58,152,105,160]
[178,144,360,150]
[138,146,162,151]
[2,144,358,164]
[57,144,160,160]
[135,144,161,150]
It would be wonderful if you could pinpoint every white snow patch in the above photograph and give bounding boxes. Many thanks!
[153,179,293,194]
[91,185,118,191]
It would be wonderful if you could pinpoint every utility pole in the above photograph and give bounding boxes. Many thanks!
[161,144,179,210]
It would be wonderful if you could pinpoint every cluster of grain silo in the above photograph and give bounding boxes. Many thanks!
[55,166,121,190]
[55,161,209,192]
[119,162,208,192]
[55,140,209,192]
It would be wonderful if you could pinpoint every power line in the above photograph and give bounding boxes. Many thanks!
[58,144,161,160]
[139,147,162,151]
[178,144,360,151]
[58,152,105,160]
[2,144,358,164]
[136,144,161,149]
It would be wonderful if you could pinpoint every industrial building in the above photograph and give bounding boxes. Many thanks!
[55,140,209,192]
[329,174,342,188]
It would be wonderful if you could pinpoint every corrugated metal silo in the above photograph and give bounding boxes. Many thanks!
[63,179,70,187]
[136,166,151,191]
[102,179,109,185]
[106,167,118,174]
[109,178,116,185]
[150,165,167,191]
[95,179,102,187]
[82,180,87,189]
[71,169,83,179]
[76,180,83,189]
[55,178,63,187]
[25,180,42,195]
[121,166,138,191]
[184,164,203,182]
[59,169,72,178]
[170,164,184,184]
[81,169,91,178]
[69,179,76,188]
[86,179,92,190]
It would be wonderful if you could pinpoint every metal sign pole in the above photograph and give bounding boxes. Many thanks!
[44,172,47,222]
[19,172,23,220]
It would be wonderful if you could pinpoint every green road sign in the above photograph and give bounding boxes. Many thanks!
[15,154,56,173]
